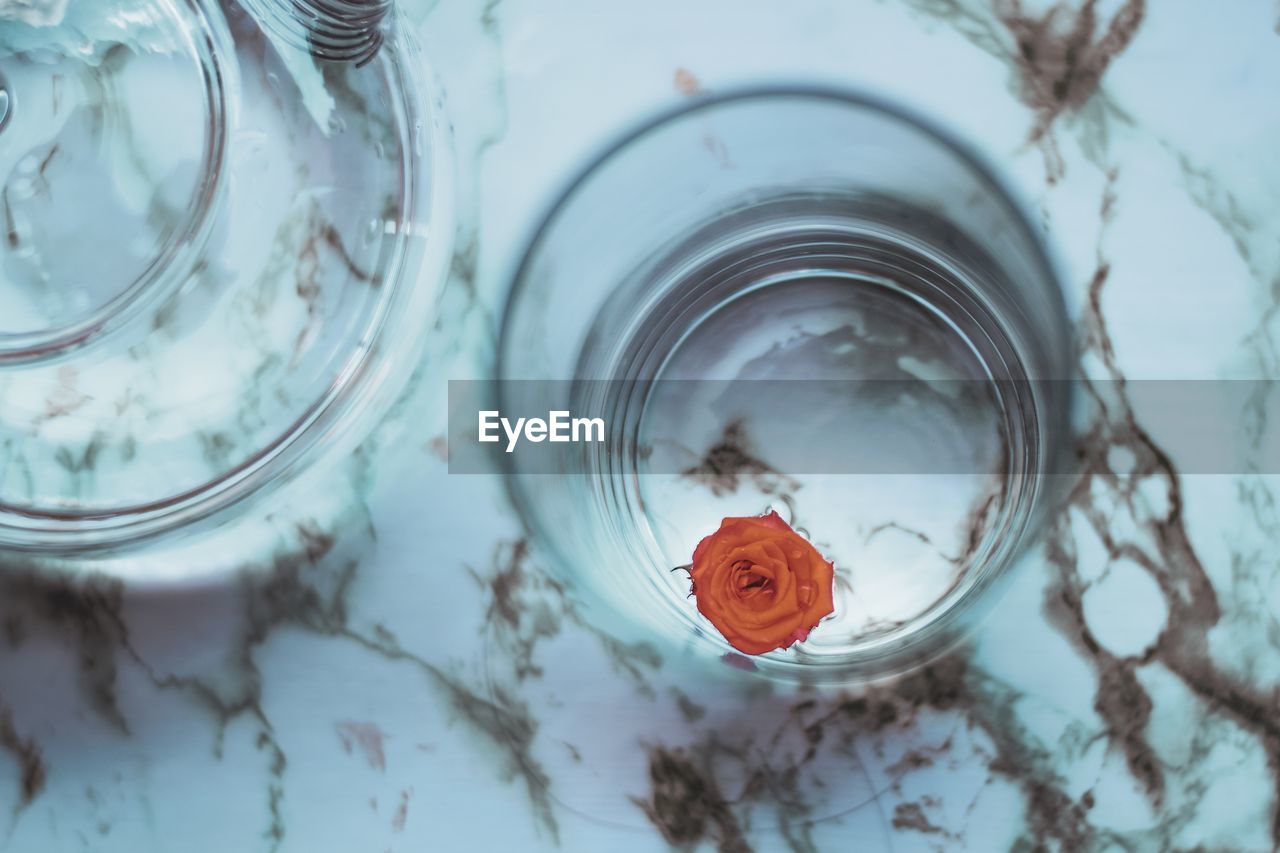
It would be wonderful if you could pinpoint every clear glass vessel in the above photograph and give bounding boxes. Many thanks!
[0,0,452,555]
[499,88,1073,682]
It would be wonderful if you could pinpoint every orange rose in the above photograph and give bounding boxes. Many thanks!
[688,511,835,655]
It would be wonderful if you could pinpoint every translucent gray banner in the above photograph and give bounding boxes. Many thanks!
[447,380,1280,475]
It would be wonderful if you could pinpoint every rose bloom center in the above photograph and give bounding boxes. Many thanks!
[730,560,778,610]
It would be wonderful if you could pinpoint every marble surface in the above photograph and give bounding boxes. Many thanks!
[1,0,1279,850]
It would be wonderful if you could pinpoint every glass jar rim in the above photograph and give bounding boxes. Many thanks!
[499,83,1070,381]
[0,0,229,366]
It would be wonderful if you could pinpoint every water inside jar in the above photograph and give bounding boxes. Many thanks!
[571,195,1044,669]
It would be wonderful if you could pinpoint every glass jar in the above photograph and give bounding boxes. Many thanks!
[0,0,453,558]
[498,87,1072,683]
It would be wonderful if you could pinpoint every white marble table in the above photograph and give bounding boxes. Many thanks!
[1,1,1278,850]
